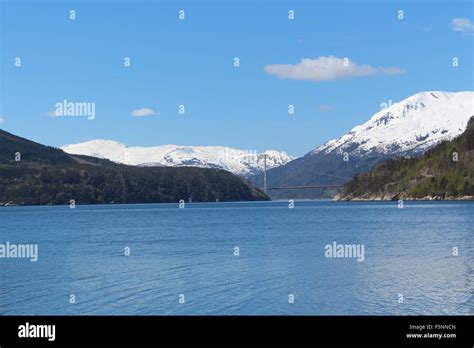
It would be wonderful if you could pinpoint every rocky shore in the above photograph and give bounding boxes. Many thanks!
[333,193,474,201]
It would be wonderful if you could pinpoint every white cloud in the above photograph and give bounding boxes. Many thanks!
[0,116,4,124]
[264,56,405,81]
[131,108,157,117]
[450,17,474,33]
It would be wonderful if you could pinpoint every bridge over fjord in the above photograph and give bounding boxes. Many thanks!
[257,154,349,194]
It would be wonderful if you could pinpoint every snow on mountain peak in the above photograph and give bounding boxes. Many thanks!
[61,141,294,176]
[312,91,474,157]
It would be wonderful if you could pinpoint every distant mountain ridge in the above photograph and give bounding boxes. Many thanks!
[61,140,294,177]
[250,91,474,199]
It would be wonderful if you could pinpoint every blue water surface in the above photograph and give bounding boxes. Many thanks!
[0,201,472,315]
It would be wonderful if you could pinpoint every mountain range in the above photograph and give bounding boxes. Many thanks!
[4,90,470,203]
[250,91,474,198]
[61,141,294,177]
[61,91,473,200]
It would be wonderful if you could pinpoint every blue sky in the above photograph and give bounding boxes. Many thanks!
[1,0,473,156]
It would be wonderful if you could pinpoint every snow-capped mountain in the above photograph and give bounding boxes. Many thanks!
[312,91,473,158]
[249,91,474,199]
[61,141,294,177]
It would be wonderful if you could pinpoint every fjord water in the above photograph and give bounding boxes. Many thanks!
[0,201,472,315]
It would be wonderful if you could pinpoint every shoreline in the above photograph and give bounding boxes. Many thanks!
[2,198,473,207]
[333,194,474,202]
[0,200,274,208]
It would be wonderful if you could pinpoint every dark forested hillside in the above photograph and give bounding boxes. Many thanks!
[0,130,74,165]
[0,130,269,205]
[336,117,474,200]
